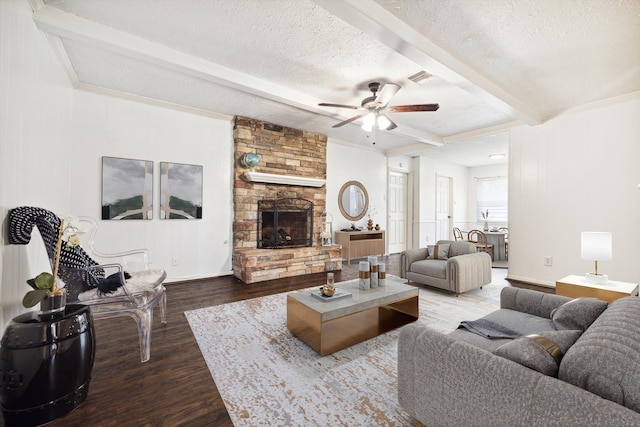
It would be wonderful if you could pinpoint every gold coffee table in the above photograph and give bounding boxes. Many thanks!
[286,278,419,355]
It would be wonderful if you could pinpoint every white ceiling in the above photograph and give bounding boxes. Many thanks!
[33,0,640,167]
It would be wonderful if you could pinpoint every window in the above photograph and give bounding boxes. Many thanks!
[477,177,508,222]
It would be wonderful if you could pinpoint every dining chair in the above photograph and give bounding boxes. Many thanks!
[453,227,464,241]
[467,229,494,261]
[8,206,167,363]
[499,227,509,260]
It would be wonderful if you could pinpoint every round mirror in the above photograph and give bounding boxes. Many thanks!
[338,180,369,221]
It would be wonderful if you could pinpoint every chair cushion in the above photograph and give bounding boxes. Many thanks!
[78,269,166,301]
[427,243,450,260]
[410,259,447,279]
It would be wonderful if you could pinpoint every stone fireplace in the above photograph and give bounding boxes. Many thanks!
[231,116,341,283]
[258,198,313,249]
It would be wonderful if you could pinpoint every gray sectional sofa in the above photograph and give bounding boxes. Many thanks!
[400,240,492,296]
[398,287,640,426]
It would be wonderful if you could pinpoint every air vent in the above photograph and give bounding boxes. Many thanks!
[407,70,433,84]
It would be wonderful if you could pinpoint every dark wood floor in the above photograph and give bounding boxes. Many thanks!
[31,255,403,427]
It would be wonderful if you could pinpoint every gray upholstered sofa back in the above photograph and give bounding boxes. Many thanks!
[559,296,640,413]
[436,239,477,257]
[500,287,572,319]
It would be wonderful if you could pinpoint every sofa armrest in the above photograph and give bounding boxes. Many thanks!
[398,324,640,427]
[447,252,491,294]
[500,287,571,319]
[400,248,429,278]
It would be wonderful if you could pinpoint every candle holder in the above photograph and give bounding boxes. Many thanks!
[368,256,379,288]
[359,261,370,290]
[378,263,386,287]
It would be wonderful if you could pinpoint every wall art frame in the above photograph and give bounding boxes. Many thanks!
[101,156,154,220]
[160,162,203,219]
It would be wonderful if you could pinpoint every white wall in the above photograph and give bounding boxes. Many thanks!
[0,1,234,332]
[508,95,640,286]
[69,91,234,282]
[1,0,76,331]
[326,141,388,241]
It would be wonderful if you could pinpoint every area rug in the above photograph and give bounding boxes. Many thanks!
[185,272,507,426]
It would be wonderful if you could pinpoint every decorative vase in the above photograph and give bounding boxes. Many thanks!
[483,221,489,232]
[375,224,380,230]
[39,289,67,319]
[367,218,373,231]
[0,304,95,426]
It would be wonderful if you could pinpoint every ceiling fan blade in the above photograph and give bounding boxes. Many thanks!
[384,115,398,130]
[374,83,401,106]
[332,114,365,128]
[318,102,359,110]
[388,103,440,113]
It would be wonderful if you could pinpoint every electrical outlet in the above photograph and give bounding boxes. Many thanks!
[172,257,179,266]
[544,256,553,267]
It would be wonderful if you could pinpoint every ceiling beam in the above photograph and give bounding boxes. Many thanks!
[385,142,438,158]
[442,121,519,144]
[312,0,543,126]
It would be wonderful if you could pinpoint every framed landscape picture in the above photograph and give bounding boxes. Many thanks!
[101,156,154,220]
[160,162,203,219]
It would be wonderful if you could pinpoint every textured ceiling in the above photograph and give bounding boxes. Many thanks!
[35,0,640,167]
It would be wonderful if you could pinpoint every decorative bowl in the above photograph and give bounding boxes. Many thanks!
[320,285,336,297]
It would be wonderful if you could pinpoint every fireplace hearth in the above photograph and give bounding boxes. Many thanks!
[258,198,313,249]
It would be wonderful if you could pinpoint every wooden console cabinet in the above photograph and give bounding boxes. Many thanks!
[335,230,385,264]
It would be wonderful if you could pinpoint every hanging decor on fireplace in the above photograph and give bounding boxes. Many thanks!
[258,198,314,249]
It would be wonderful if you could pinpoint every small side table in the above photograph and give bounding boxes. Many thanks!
[556,275,639,303]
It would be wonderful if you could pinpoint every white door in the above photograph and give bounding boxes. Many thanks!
[435,175,452,242]
[388,171,408,254]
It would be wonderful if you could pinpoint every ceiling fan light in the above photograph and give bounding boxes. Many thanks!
[362,113,375,132]
[377,114,391,130]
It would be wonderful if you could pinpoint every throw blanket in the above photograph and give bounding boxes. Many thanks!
[8,206,124,300]
[458,318,521,339]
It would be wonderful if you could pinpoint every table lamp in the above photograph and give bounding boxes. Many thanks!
[581,232,612,285]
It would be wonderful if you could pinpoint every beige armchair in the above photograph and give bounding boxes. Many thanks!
[400,240,492,296]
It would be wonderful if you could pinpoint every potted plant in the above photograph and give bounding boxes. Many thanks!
[481,210,489,231]
[22,217,87,316]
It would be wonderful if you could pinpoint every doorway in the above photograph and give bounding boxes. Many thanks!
[388,171,408,254]
[435,175,452,242]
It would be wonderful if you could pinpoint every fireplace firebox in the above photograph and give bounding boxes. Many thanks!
[258,198,314,249]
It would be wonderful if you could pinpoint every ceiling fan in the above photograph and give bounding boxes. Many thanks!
[318,82,439,131]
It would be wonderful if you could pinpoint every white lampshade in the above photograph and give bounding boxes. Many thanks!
[376,114,391,130]
[581,232,612,261]
[361,113,375,132]
[581,231,612,284]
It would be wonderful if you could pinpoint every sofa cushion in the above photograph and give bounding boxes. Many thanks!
[495,330,582,377]
[559,296,640,413]
[551,297,608,331]
[427,243,450,260]
[410,259,447,279]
